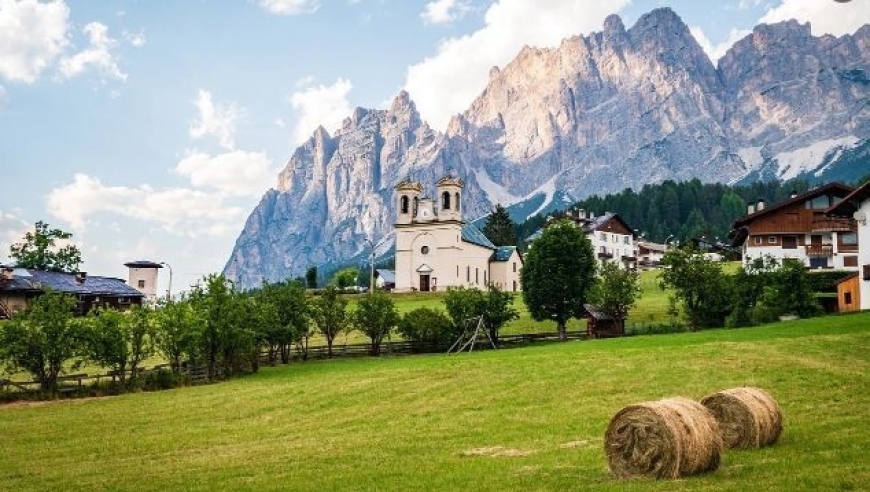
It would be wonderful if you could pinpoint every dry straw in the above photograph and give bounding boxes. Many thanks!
[700,387,783,449]
[604,397,723,479]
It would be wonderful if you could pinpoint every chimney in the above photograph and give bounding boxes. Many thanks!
[747,203,756,214]
[756,198,765,211]
[75,271,87,283]
[2,267,13,282]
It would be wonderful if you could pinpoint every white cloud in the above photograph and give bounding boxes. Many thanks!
[46,174,243,235]
[123,29,146,47]
[0,85,7,107]
[759,0,870,37]
[173,150,276,198]
[258,0,319,15]
[189,90,243,150]
[404,0,631,131]
[289,77,353,144]
[421,0,471,25]
[58,22,127,81]
[690,26,752,63]
[0,209,30,264]
[738,0,763,10]
[0,0,70,83]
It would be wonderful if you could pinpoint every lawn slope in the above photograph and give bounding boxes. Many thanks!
[1,314,868,491]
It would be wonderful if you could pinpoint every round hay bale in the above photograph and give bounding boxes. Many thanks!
[700,387,783,449]
[604,397,723,479]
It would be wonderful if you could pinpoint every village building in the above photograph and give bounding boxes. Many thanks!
[827,181,870,310]
[393,176,522,293]
[124,260,164,302]
[729,183,858,271]
[0,265,145,319]
[637,240,667,268]
[530,210,638,270]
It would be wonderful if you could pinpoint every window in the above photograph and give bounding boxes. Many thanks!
[455,192,460,211]
[864,265,870,281]
[456,265,459,277]
[512,262,516,272]
[421,246,429,255]
[441,191,451,210]
[413,197,419,216]
[844,292,853,305]
[137,280,145,288]
[400,195,409,214]
[600,233,607,241]
[807,195,831,209]
[512,280,517,292]
[475,268,479,284]
[467,266,470,282]
[612,234,618,243]
[782,236,797,249]
[768,236,777,244]
[841,232,858,245]
[623,236,630,244]
[844,256,858,267]
[754,236,763,245]
[483,271,487,285]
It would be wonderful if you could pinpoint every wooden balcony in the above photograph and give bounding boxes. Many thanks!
[812,217,855,232]
[621,255,637,262]
[805,244,833,257]
[598,252,613,259]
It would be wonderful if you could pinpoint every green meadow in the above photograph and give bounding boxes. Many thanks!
[1,312,868,491]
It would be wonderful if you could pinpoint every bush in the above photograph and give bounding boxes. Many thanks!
[398,308,457,349]
[142,369,181,391]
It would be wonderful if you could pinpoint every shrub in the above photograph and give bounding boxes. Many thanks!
[398,308,456,349]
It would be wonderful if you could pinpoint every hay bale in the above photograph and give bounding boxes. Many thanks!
[700,387,783,449]
[604,397,723,479]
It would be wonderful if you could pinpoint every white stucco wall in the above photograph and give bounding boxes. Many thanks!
[489,249,522,292]
[128,267,160,301]
[856,202,870,310]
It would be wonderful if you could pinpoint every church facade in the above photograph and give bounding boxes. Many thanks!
[393,176,522,293]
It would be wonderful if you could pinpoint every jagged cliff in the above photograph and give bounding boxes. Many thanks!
[224,8,870,288]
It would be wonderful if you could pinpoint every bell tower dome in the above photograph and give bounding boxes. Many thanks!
[395,179,423,225]
[436,175,464,222]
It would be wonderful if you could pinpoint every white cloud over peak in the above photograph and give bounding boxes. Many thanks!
[0,0,70,83]
[189,90,243,150]
[404,0,631,131]
[258,0,319,15]
[58,22,127,81]
[46,174,243,235]
[289,77,353,144]
[690,26,751,63]
[421,0,471,25]
[123,29,146,47]
[759,0,869,37]
[173,150,276,198]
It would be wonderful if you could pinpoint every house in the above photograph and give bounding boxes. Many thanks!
[0,266,144,319]
[530,209,638,270]
[729,183,858,270]
[637,241,667,268]
[124,260,164,302]
[826,181,870,309]
[393,176,522,293]
[374,269,396,290]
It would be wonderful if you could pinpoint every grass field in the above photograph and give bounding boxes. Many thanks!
[1,312,868,491]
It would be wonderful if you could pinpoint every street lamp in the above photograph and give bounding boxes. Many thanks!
[159,262,173,302]
[665,234,675,247]
[365,233,393,294]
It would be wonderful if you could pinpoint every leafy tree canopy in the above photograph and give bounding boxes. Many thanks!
[9,221,82,273]
[521,219,596,339]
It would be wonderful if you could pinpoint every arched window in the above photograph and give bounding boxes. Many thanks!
[400,195,409,214]
[442,191,451,210]
[413,197,419,216]
[455,192,461,212]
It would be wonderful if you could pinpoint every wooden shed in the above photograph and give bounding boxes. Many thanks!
[836,273,860,313]
[584,304,625,338]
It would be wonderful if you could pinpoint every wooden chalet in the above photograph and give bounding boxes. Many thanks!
[729,183,858,270]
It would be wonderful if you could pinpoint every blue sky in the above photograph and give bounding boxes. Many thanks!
[1,0,866,294]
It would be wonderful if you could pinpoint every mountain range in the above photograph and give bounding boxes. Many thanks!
[224,7,870,289]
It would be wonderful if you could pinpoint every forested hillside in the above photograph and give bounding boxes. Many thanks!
[516,178,863,245]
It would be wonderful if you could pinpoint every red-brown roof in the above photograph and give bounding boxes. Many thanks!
[732,182,855,228]
[827,181,870,217]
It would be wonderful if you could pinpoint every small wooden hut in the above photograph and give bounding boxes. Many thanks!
[584,304,624,338]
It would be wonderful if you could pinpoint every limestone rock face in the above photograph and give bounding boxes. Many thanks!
[225,8,870,288]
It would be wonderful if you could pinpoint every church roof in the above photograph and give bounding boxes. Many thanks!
[491,246,517,262]
[461,223,496,250]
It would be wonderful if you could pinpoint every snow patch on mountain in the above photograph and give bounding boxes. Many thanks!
[776,136,861,181]
[472,168,520,206]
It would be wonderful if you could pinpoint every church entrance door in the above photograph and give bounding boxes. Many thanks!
[419,274,430,292]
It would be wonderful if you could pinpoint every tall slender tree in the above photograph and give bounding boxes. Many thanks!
[482,204,517,246]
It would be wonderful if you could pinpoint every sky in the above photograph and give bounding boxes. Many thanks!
[1,0,867,295]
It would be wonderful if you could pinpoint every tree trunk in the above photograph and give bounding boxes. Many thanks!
[327,337,334,358]
[558,320,567,341]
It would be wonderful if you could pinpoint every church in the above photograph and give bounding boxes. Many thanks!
[393,176,522,293]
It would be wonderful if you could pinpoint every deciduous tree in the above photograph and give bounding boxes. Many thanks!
[588,261,641,331]
[521,220,596,339]
[354,291,399,356]
[9,221,82,273]
[310,285,346,358]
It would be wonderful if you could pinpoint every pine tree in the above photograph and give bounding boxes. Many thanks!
[482,204,517,246]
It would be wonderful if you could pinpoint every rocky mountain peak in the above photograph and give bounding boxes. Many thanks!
[602,13,626,36]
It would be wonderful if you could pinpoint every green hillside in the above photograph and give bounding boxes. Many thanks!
[1,313,868,491]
